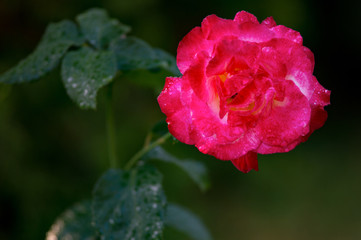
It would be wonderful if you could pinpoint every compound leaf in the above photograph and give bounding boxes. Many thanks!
[110,37,156,71]
[92,165,166,240]
[110,37,180,75]
[76,8,131,49]
[0,20,84,84]
[61,46,117,109]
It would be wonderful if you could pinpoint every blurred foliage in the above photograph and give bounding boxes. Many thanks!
[46,200,98,240]
[165,203,212,240]
[0,0,360,239]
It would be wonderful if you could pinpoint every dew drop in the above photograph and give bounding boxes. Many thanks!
[72,83,77,88]
[262,47,272,53]
[149,184,160,192]
[155,221,162,228]
[109,218,114,224]
[152,231,159,238]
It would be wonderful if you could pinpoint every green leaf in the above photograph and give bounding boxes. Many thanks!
[0,20,84,84]
[110,37,156,71]
[76,8,131,49]
[46,200,99,240]
[61,46,117,109]
[148,147,210,191]
[92,165,166,240]
[153,48,181,76]
[165,203,212,240]
[110,37,180,75]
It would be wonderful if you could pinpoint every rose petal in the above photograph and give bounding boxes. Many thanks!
[177,27,211,74]
[234,11,259,24]
[256,80,311,153]
[270,25,303,45]
[262,39,315,100]
[259,44,287,78]
[157,77,195,144]
[262,16,277,28]
[191,96,261,160]
[237,22,275,43]
[201,14,238,41]
[206,39,260,77]
[309,76,330,107]
[302,46,315,72]
[231,152,259,173]
[184,51,210,102]
[307,77,330,133]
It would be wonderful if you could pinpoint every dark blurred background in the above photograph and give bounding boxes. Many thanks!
[0,0,360,239]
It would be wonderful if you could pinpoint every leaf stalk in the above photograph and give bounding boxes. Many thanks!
[106,83,118,168]
[124,132,171,170]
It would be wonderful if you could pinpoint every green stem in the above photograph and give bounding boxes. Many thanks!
[106,83,118,168]
[124,132,172,170]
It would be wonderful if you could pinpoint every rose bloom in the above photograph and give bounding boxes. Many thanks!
[158,11,330,173]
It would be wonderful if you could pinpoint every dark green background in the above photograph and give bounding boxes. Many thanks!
[0,0,360,239]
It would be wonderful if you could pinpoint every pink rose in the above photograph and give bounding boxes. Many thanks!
[157,11,330,173]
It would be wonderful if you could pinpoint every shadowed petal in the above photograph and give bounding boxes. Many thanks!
[231,152,259,173]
